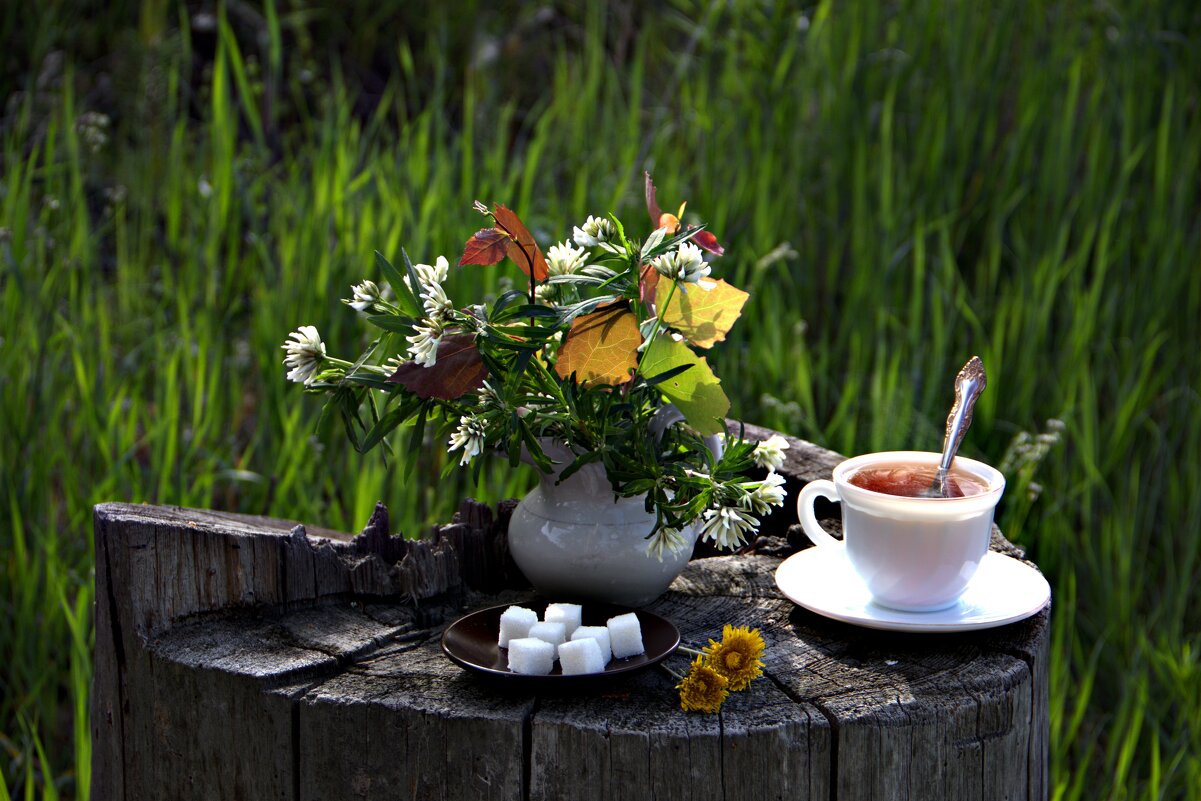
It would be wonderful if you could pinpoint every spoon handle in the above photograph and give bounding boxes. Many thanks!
[935,356,987,486]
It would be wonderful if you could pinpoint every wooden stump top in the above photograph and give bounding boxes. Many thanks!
[91,424,1050,801]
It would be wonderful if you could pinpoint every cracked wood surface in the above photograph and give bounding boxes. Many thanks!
[91,431,1049,801]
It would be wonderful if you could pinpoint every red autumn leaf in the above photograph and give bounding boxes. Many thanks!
[645,171,663,224]
[689,227,725,256]
[459,228,510,266]
[387,334,488,400]
[645,171,725,254]
[493,205,549,281]
[639,263,660,307]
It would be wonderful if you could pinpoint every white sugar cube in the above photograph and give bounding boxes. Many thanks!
[528,621,567,648]
[570,626,612,663]
[498,606,538,648]
[558,637,606,675]
[607,612,645,659]
[507,637,556,675]
[544,603,583,638]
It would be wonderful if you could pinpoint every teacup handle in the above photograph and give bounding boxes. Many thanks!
[797,479,841,548]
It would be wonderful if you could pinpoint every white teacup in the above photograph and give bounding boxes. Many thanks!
[796,451,1005,612]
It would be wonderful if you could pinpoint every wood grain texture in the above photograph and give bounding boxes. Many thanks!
[92,435,1049,801]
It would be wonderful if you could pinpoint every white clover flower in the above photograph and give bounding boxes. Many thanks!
[646,526,688,562]
[752,434,791,472]
[742,472,787,516]
[572,215,616,247]
[346,279,383,311]
[281,325,326,385]
[448,414,487,465]
[422,281,454,323]
[546,241,587,276]
[476,379,505,410]
[651,241,710,284]
[406,324,442,368]
[698,504,760,550]
[411,255,450,287]
[534,282,557,305]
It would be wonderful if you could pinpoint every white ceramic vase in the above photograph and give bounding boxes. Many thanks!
[507,427,721,607]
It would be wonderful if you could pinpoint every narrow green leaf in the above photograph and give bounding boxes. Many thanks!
[376,250,420,316]
[491,289,530,318]
[366,314,417,333]
[641,362,694,387]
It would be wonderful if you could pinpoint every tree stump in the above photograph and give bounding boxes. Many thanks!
[91,425,1049,800]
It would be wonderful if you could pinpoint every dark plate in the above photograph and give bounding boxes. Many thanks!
[441,601,680,683]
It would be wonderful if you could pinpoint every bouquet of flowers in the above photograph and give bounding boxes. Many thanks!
[283,174,788,558]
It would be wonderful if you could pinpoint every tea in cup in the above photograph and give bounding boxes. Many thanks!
[795,451,1005,612]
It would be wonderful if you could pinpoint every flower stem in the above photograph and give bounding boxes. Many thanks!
[659,663,685,682]
[636,278,677,373]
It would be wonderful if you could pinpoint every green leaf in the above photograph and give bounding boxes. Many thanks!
[506,304,563,319]
[519,420,553,472]
[491,289,530,318]
[641,362,694,387]
[400,248,426,310]
[555,294,623,326]
[404,402,429,478]
[556,449,603,484]
[341,373,394,390]
[359,395,423,452]
[366,314,417,333]
[640,335,730,435]
[376,250,420,316]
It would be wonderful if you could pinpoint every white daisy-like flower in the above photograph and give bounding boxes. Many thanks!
[406,324,442,368]
[421,281,454,323]
[742,472,788,516]
[572,215,616,247]
[752,433,790,472]
[546,241,587,276]
[448,414,487,465]
[698,504,760,550]
[345,279,382,311]
[281,325,326,384]
[651,241,710,284]
[646,526,688,562]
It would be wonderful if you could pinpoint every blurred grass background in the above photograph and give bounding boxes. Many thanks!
[2,0,1199,798]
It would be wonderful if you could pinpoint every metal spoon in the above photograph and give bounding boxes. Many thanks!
[925,356,987,498]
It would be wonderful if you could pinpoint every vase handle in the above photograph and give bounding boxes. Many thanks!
[702,432,724,462]
[650,405,725,463]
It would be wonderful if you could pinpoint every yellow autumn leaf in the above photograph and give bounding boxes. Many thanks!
[656,279,749,348]
[554,306,641,386]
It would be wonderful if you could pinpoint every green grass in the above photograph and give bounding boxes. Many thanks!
[2,0,1199,797]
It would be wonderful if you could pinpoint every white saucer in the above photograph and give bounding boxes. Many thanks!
[774,545,1050,633]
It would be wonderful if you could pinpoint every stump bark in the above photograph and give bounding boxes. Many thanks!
[91,427,1049,800]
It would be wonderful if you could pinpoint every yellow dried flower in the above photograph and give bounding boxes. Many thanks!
[703,624,765,691]
[677,656,729,713]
